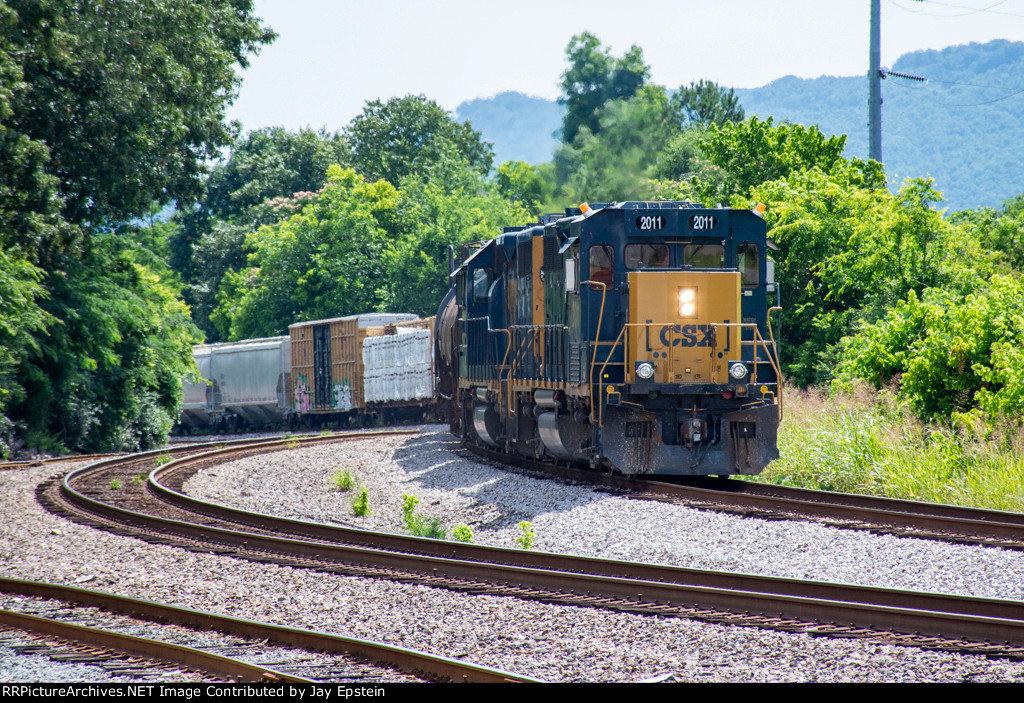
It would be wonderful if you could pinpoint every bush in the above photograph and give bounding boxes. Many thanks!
[515,521,535,549]
[401,493,446,539]
[352,488,370,517]
[452,524,473,543]
[331,470,355,492]
[836,276,1024,422]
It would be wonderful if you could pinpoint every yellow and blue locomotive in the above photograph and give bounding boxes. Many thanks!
[435,201,782,476]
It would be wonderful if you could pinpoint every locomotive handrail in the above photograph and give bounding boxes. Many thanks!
[711,322,784,420]
[463,316,512,414]
[593,321,783,427]
[584,279,609,424]
[594,325,630,426]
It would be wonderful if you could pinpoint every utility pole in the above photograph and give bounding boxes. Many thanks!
[868,0,882,163]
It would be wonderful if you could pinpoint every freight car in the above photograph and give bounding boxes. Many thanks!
[435,201,782,476]
[178,313,434,430]
[178,336,292,431]
[289,313,434,424]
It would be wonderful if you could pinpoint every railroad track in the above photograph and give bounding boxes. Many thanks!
[0,577,534,683]
[466,444,1024,550]
[0,454,123,471]
[35,432,1024,661]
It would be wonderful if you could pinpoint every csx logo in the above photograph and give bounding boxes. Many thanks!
[660,324,714,348]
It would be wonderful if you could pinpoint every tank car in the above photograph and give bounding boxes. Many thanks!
[435,201,782,476]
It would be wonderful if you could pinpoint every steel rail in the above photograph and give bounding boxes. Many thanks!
[0,607,309,683]
[0,577,540,683]
[48,438,1024,656]
[467,443,1024,547]
[147,446,1024,623]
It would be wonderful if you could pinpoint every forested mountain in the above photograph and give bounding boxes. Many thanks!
[737,39,1024,211]
[457,40,1024,212]
[456,91,563,166]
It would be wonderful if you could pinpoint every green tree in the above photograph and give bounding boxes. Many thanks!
[345,95,493,185]
[557,85,678,203]
[171,127,349,340]
[837,276,1024,421]
[496,160,551,216]
[0,249,52,456]
[665,116,863,205]
[951,193,1024,272]
[746,169,986,387]
[558,32,649,144]
[382,157,530,316]
[13,236,200,452]
[203,127,350,222]
[671,79,745,128]
[0,0,272,452]
[214,166,400,339]
[1,0,275,228]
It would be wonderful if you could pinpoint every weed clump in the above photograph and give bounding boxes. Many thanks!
[515,521,535,549]
[352,488,370,517]
[401,494,445,539]
[331,470,356,492]
[452,524,473,543]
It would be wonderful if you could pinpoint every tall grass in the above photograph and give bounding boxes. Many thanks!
[760,386,1024,512]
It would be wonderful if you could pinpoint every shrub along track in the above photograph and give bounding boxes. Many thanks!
[36,432,1024,663]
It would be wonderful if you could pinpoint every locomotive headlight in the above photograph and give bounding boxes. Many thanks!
[678,287,697,318]
[729,362,748,380]
[636,362,655,380]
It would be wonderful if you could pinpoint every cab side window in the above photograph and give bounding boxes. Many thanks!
[588,245,614,284]
[472,268,492,303]
[737,244,759,287]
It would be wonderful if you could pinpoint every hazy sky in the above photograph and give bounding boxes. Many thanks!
[225,0,1024,133]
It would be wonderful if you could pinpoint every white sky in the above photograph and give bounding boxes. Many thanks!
[226,0,1024,133]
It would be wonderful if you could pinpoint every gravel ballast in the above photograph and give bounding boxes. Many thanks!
[2,428,1024,683]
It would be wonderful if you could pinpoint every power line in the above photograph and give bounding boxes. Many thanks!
[888,0,1024,18]
[884,72,1024,105]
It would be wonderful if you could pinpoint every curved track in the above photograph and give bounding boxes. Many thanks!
[466,444,1024,550]
[39,432,1024,661]
[0,577,532,683]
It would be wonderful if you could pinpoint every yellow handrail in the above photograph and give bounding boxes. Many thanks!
[591,320,784,427]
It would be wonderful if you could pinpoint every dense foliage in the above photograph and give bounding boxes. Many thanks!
[211,159,530,339]
[345,95,494,185]
[0,0,273,455]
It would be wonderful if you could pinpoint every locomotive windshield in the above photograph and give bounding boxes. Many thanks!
[624,243,669,269]
[683,243,725,268]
